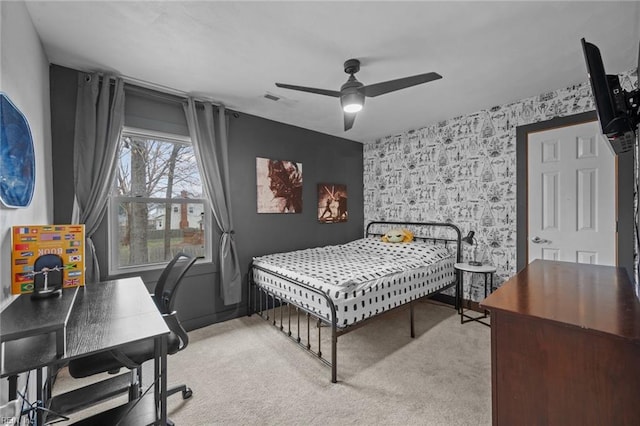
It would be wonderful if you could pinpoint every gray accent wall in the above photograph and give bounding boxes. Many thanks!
[49,64,363,330]
[229,112,364,268]
[50,65,77,225]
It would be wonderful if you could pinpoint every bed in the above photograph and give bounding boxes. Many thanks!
[248,221,462,383]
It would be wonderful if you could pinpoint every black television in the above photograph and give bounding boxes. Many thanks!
[581,38,639,155]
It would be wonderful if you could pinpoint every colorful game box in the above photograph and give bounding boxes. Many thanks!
[11,225,85,294]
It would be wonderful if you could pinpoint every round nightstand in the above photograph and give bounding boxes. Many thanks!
[455,262,497,326]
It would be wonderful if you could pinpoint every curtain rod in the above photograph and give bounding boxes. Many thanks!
[124,83,187,104]
[93,70,236,113]
[121,74,223,106]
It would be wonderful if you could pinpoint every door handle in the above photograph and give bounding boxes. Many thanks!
[531,236,551,244]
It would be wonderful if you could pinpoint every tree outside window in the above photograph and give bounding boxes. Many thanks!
[109,130,210,271]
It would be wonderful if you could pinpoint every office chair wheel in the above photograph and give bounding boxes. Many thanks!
[182,387,193,399]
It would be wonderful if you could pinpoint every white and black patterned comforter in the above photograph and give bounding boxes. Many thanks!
[252,238,456,327]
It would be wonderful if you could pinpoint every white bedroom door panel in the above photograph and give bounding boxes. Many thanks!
[527,120,616,266]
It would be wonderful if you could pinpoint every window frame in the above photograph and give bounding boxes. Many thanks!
[108,127,212,275]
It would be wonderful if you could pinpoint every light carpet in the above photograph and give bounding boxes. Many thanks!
[55,300,491,425]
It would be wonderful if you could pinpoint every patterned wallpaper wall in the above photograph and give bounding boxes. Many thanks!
[363,69,638,301]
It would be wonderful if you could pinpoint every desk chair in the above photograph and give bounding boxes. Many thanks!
[66,252,197,412]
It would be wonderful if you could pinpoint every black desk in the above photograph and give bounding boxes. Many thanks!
[1,288,77,379]
[0,288,76,359]
[0,277,170,425]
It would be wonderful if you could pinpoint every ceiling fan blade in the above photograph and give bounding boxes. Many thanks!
[360,72,442,97]
[344,111,357,131]
[275,83,341,98]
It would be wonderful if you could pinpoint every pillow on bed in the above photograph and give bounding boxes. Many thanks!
[381,228,414,243]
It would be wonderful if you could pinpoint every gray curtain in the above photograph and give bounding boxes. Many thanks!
[72,73,125,283]
[184,99,241,305]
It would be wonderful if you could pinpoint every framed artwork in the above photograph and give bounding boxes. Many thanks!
[317,183,347,223]
[256,157,303,213]
[0,93,35,208]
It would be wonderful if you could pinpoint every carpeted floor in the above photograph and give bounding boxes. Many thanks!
[54,300,491,425]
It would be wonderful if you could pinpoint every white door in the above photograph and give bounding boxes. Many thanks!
[527,120,616,265]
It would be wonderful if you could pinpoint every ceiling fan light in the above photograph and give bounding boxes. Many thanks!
[341,92,364,113]
[343,103,362,113]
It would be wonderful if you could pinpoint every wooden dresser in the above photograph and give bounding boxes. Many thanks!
[481,259,640,425]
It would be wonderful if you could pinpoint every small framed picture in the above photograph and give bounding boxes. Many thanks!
[317,183,347,223]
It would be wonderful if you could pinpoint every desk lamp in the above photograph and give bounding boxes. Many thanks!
[461,231,482,266]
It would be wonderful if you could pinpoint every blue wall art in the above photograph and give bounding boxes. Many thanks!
[0,93,35,208]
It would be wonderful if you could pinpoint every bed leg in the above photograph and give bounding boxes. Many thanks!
[410,301,415,338]
[272,295,276,326]
[251,283,256,316]
[317,319,322,358]
[331,324,337,383]
[306,313,311,350]
[247,281,251,317]
[296,308,301,343]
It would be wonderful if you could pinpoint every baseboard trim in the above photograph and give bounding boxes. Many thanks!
[183,305,248,331]
[430,293,486,314]
[461,299,485,314]
[430,293,455,306]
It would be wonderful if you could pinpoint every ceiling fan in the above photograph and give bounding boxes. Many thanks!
[275,59,442,131]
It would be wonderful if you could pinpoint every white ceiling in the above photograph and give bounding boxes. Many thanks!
[25,1,640,143]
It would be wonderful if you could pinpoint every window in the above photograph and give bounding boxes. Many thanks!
[109,128,211,273]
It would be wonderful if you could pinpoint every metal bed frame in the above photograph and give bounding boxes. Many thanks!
[247,221,462,383]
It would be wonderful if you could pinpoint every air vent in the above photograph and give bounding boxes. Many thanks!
[264,93,280,101]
